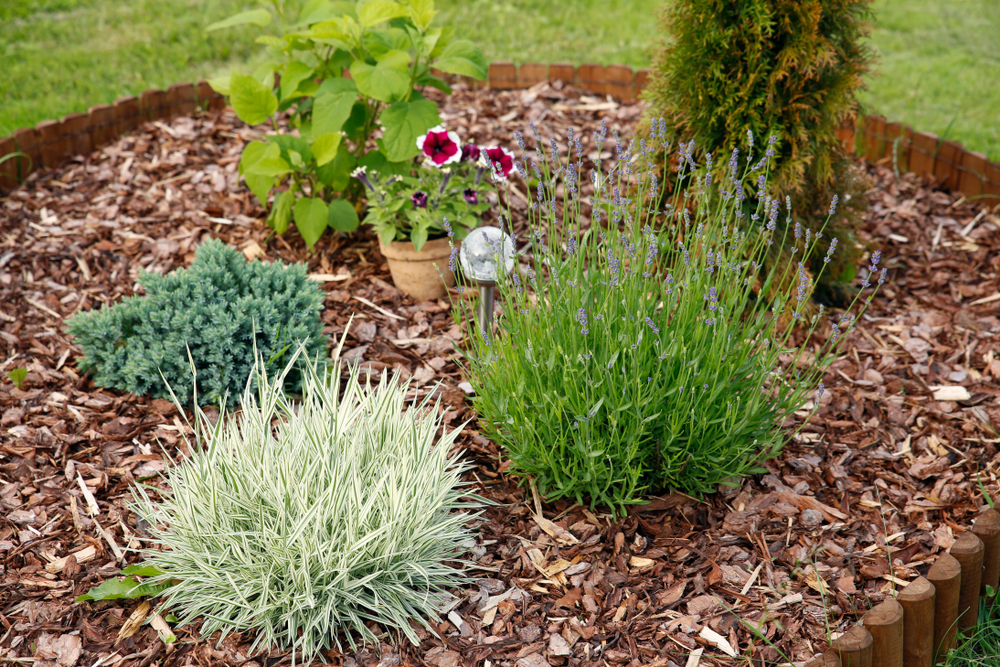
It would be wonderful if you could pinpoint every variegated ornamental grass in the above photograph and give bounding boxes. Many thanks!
[130,343,483,664]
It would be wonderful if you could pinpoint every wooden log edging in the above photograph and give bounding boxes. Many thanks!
[809,507,1000,667]
[0,81,224,192]
[2,62,998,205]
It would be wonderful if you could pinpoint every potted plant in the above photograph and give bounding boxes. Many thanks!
[354,126,513,301]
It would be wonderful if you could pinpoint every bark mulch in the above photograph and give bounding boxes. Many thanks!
[2,82,1000,667]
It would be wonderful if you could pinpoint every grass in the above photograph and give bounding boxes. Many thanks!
[858,0,1000,162]
[1,0,998,160]
[0,0,265,136]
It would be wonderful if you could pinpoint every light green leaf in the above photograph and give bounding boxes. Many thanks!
[298,0,354,25]
[410,223,429,252]
[312,89,357,136]
[239,141,275,204]
[315,77,359,96]
[244,173,274,205]
[432,39,487,79]
[294,197,329,249]
[407,0,436,31]
[267,134,313,165]
[229,71,278,126]
[379,99,440,162]
[268,190,295,234]
[255,35,287,49]
[7,367,27,390]
[327,198,360,232]
[207,74,231,96]
[350,50,412,102]
[280,61,315,101]
[364,27,412,59]
[313,132,343,166]
[358,0,408,28]
[121,564,164,577]
[305,18,350,41]
[315,144,355,190]
[245,142,291,178]
[76,575,173,602]
[206,8,271,32]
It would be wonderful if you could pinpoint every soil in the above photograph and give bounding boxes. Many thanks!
[2,81,1000,667]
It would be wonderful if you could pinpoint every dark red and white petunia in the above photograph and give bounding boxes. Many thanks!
[416,126,461,167]
[482,146,515,180]
[412,191,428,208]
[463,188,478,205]
[461,144,481,162]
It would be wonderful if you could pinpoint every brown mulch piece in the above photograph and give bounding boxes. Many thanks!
[2,80,1000,667]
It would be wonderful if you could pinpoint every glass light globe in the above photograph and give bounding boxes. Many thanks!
[459,227,515,283]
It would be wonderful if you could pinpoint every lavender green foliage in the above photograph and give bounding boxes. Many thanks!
[461,122,883,514]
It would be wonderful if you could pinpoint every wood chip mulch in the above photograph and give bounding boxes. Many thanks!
[2,81,1000,667]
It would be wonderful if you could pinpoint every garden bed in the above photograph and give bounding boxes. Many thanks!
[2,82,1000,667]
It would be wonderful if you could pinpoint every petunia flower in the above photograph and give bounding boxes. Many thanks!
[412,191,428,208]
[461,144,481,162]
[351,166,374,191]
[463,188,478,205]
[482,146,515,180]
[416,126,461,167]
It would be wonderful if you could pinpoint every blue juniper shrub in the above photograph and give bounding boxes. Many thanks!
[462,122,882,514]
[67,239,327,406]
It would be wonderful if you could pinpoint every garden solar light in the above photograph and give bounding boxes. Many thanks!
[459,226,516,339]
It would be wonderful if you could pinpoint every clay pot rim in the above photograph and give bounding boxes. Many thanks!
[378,235,456,262]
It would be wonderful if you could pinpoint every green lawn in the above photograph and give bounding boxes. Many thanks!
[2,0,998,160]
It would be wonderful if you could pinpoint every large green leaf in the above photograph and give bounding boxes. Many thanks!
[297,0,354,25]
[364,27,411,59]
[239,141,276,204]
[350,50,412,102]
[206,8,271,32]
[379,99,440,162]
[313,133,343,166]
[280,61,316,101]
[312,89,357,137]
[327,198,360,232]
[229,72,278,126]
[316,144,355,190]
[432,40,487,80]
[244,173,274,205]
[407,0,436,31]
[76,572,173,602]
[244,142,292,178]
[207,73,231,96]
[268,190,295,234]
[358,0,409,28]
[267,134,313,166]
[315,77,359,97]
[294,197,329,249]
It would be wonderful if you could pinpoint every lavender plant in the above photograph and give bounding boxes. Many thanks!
[462,122,884,513]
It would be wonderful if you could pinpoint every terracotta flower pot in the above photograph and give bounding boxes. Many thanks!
[378,236,456,302]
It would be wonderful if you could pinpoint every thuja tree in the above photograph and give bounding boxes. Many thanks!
[641,0,875,296]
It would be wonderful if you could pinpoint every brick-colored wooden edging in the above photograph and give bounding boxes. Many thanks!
[3,62,999,205]
[0,81,225,192]
[479,61,1000,206]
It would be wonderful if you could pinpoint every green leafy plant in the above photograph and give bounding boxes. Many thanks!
[66,239,327,406]
[355,126,499,250]
[208,0,488,249]
[7,367,27,390]
[640,0,875,296]
[127,340,483,663]
[77,564,175,601]
[461,121,884,514]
